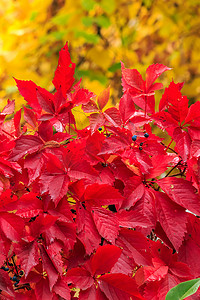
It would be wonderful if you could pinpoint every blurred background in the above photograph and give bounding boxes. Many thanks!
[0,0,200,112]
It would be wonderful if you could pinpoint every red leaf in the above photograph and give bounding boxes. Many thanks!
[143,273,179,300]
[72,88,95,106]
[36,89,54,114]
[91,207,119,243]
[99,273,144,300]
[53,277,71,300]
[0,212,24,241]
[99,136,129,155]
[158,177,200,215]
[155,191,187,251]
[98,87,110,110]
[79,285,108,300]
[89,113,105,134]
[15,78,53,113]
[40,173,69,206]
[117,209,151,228]
[178,215,200,277]
[173,127,191,161]
[145,64,171,92]
[119,93,135,124]
[10,135,43,161]
[104,107,122,127]
[0,269,15,297]
[184,101,200,125]
[66,267,94,290]
[24,152,45,184]
[52,42,75,96]
[1,99,15,115]
[15,192,43,218]
[76,203,101,254]
[147,154,177,179]
[91,245,122,276]
[35,277,53,300]
[84,183,123,207]
[110,252,134,276]
[15,240,40,277]
[23,106,38,129]
[121,62,144,92]
[39,244,59,290]
[116,228,151,266]
[135,260,168,286]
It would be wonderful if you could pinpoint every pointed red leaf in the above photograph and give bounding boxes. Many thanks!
[0,212,24,241]
[184,101,200,125]
[53,277,71,300]
[91,207,119,243]
[84,183,123,207]
[35,277,53,300]
[173,127,191,162]
[23,106,38,129]
[121,62,144,92]
[76,204,101,254]
[91,245,122,276]
[89,113,105,134]
[36,89,54,114]
[52,42,75,96]
[119,93,135,124]
[117,209,151,228]
[66,267,94,290]
[1,99,15,115]
[155,191,187,251]
[0,269,15,297]
[15,78,53,113]
[39,244,59,290]
[146,64,171,91]
[15,240,40,277]
[10,135,43,161]
[99,273,144,300]
[116,228,151,266]
[158,177,200,215]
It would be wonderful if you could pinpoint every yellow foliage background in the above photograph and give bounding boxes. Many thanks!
[1,0,200,115]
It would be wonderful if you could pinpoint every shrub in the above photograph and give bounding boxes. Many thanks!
[0,43,200,299]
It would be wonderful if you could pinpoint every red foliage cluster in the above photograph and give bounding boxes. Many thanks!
[0,43,200,299]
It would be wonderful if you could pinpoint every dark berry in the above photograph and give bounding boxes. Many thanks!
[1,266,9,271]
[144,133,149,138]
[14,282,19,287]
[140,142,144,146]
[139,146,143,150]
[98,127,102,131]
[12,275,18,282]
[132,135,137,141]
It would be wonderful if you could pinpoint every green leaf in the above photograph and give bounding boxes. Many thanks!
[30,11,38,21]
[82,16,110,28]
[165,278,200,300]
[82,16,94,27]
[108,62,121,72]
[76,69,107,85]
[52,14,71,25]
[81,0,96,11]
[75,31,99,44]
[95,16,110,28]
[100,0,116,14]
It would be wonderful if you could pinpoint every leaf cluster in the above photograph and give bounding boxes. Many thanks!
[0,43,200,299]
